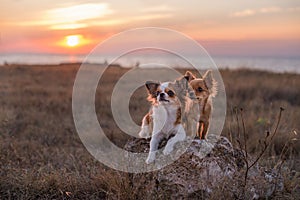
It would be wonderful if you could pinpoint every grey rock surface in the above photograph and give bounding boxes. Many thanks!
[124,135,283,199]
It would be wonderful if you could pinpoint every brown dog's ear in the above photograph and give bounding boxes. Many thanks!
[203,70,217,97]
[184,71,196,82]
[145,81,160,94]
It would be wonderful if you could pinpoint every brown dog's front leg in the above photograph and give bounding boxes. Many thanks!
[201,121,209,139]
[197,122,204,139]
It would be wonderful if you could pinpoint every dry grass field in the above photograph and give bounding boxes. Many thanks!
[0,64,299,199]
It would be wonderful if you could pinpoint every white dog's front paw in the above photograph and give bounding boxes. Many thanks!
[139,126,150,138]
[146,153,155,164]
[163,146,173,155]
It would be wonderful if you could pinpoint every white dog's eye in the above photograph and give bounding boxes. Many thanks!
[167,90,174,97]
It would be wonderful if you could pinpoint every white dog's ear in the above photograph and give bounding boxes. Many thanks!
[145,81,160,95]
[184,71,196,82]
[203,70,217,97]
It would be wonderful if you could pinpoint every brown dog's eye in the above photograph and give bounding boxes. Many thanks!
[156,91,160,96]
[198,87,203,92]
[167,90,174,97]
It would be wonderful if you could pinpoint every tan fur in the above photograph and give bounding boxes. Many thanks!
[184,70,217,139]
[145,110,153,134]
[184,98,200,137]
[169,76,199,137]
[174,107,182,125]
[145,81,160,104]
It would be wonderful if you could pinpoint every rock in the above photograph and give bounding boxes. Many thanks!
[124,135,284,199]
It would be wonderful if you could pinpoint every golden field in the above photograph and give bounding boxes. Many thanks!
[0,64,299,199]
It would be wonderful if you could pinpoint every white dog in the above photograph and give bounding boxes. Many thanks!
[139,81,187,164]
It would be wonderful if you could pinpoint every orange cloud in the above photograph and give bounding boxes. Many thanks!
[3,3,114,30]
[231,9,256,17]
[141,5,174,13]
[46,3,114,29]
[231,6,300,18]
[260,7,281,14]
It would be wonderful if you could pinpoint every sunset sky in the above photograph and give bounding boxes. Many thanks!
[1,0,299,57]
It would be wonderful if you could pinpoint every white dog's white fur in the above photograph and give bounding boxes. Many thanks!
[139,81,186,164]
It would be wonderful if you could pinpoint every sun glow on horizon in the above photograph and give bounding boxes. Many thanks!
[51,34,94,53]
[63,34,93,49]
[66,35,80,47]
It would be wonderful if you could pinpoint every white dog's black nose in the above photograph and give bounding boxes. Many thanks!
[159,92,169,102]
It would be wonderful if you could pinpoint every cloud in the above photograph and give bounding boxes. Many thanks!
[260,7,281,14]
[45,3,114,23]
[287,6,300,12]
[231,6,300,18]
[134,14,172,21]
[8,3,173,30]
[231,9,256,17]
[50,23,87,30]
[141,5,174,13]
[8,3,114,29]
[89,19,127,27]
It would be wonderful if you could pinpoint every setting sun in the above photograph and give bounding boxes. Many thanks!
[56,34,92,53]
[66,35,81,47]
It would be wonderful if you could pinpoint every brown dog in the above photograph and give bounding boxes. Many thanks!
[184,70,217,139]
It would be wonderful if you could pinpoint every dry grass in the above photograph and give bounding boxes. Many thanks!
[0,64,299,199]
